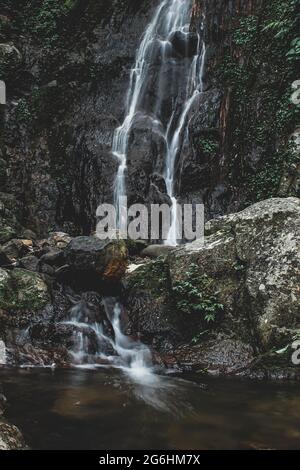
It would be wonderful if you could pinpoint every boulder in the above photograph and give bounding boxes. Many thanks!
[48,232,72,249]
[19,255,39,272]
[1,239,33,261]
[125,198,300,378]
[0,249,12,267]
[0,225,16,245]
[65,236,128,281]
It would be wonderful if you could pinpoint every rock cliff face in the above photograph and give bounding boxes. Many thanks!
[0,0,298,236]
[1,0,160,235]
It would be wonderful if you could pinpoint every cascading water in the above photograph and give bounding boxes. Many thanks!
[112,0,206,245]
[62,297,153,379]
[61,297,177,410]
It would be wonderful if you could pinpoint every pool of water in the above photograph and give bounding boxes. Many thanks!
[0,368,299,450]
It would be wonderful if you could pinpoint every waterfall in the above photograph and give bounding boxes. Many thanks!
[61,297,153,380]
[112,0,206,244]
[60,297,180,409]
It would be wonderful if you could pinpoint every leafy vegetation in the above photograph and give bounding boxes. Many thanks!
[15,98,32,124]
[233,15,258,48]
[7,0,79,46]
[172,263,224,324]
[217,0,300,203]
[198,137,219,156]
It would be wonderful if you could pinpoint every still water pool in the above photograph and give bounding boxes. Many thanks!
[0,368,299,450]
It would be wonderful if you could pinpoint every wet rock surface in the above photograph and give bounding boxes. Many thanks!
[65,236,128,281]
[125,198,300,378]
[0,228,129,367]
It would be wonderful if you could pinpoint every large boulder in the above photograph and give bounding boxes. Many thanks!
[65,236,128,281]
[125,198,300,378]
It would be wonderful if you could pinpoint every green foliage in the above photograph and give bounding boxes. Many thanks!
[24,0,78,45]
[15,99,32,124]
[172,264,223,324]
[287,38,300,61]
[192,330,210,344]
[198,137,219,156]
[217,0,299,203]
[233,16,258,47]
[262,0,298,40]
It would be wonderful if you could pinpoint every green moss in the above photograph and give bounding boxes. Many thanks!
[0,225,16,244]
[198,136,219,156]
[24,0,78,46]
[0,268,49,312]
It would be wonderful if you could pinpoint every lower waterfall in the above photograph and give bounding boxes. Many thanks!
[62,297,154,380]
[60,297,180,410]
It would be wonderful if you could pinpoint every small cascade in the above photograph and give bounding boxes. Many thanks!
[112,0,206,245]
[61,297,154,380]
[61,300,112,366]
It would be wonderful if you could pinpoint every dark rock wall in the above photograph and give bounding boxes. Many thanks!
[0,0,298,236]
[177,0,299,217]
[0,0,160,236]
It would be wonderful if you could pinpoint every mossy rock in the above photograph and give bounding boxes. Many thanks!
[0,225,16,244]
[126,258,170,298]
[0,268,49,312]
